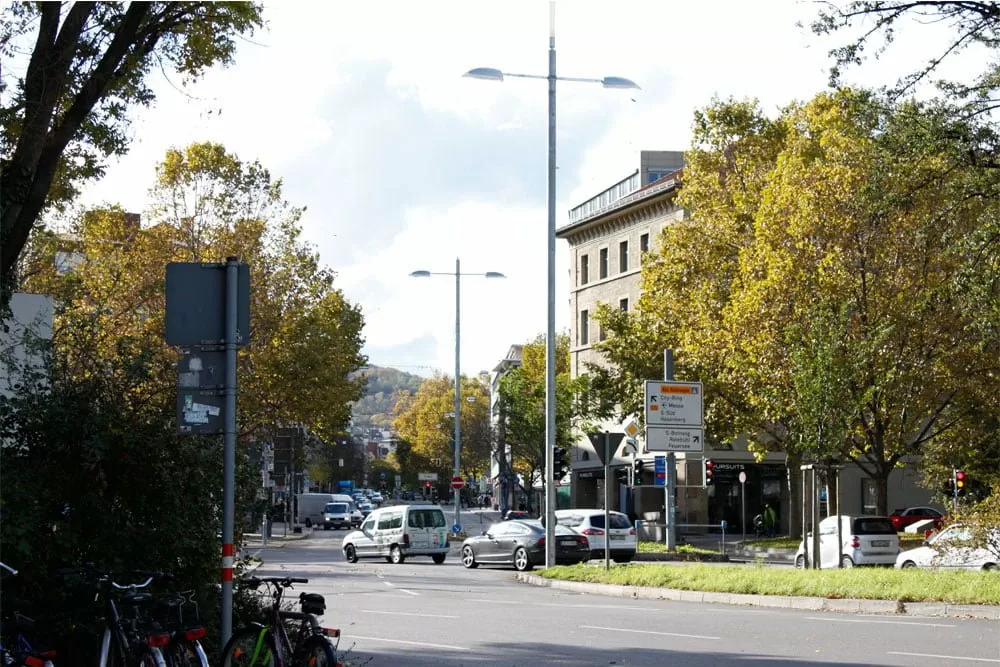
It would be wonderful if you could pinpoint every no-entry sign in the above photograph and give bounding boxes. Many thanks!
[451,476,465,490]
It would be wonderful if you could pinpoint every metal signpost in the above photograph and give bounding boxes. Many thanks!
[644,350,703,550]
[587,431,624,570]
[165,258,250,651]
[739,470,747,541]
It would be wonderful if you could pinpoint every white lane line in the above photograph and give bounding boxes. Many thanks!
[805,616,955,628]
[538,603,649,610]
[399,588,420,596]
[382,581,395,587]
[362,610,459,619]
[888,651,1000,663]
[351,635,469,651]
[581,625,720,641]
[468,598,521,604]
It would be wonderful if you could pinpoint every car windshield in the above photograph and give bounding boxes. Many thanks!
[588,513,633,530]
[325,503,348,513]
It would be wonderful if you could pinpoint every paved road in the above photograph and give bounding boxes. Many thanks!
[248,528,1000,666]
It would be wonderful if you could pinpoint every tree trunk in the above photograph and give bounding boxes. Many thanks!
[785,451,802,537]
[875,469,889,516]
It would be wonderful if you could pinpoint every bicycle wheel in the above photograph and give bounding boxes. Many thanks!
[296,635,338,667]
[165,639,209,667]
[131,646,168,667]
[222,627,277,667]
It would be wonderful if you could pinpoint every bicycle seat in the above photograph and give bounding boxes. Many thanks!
[122,592,154,605]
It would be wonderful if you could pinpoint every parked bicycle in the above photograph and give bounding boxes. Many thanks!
[221,576,340,667]
[0,562,57,667]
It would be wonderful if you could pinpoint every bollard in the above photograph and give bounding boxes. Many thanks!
[720,520,727,556]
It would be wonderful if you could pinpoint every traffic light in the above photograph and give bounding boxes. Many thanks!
[615,468,629,484]
[553,447,569,480]
[955,469,966,496]
[704,459,715,486]
[632,458,644,485]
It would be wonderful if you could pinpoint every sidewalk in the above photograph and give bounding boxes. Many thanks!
[243,522,312,547]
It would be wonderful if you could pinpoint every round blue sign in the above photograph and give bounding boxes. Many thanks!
[452,523,462,535]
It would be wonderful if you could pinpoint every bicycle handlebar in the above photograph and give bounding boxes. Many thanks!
[242,576,309,587]
[111,576,154,590]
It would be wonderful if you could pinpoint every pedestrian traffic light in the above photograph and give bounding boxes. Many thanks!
[553,447,569,480]
[704,459,715,486]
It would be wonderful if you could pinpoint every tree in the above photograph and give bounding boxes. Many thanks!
[811,1,1000,121]
[391,375,491,479]
[18,142,368,445]
[1,2,264,297]
[366,457,398,488]
[497,334,595,510]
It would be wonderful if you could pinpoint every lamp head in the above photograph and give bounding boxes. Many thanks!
[602,76,640,90]
[463,67,504,82]
[409,270,431,278]
[485,271,506,279]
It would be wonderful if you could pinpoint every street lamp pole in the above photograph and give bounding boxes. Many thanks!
[410,262,506,535]
[453,257,462,532]
[464,1,638,568]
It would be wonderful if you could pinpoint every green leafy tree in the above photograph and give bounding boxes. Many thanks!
[1,1,264,296]
[498,334,595,509]
[392,375,491,478]
[19,142,367,445]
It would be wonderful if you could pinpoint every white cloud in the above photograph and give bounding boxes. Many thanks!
[70,0,985,377]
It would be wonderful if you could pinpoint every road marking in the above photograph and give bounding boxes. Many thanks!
[383,581,395,587]
[888,652,1000,663]
[351,635,469,651]
[806,616,955,628]
[399,588,420,596]
[538,603,649,610]
[581,625,720,640]
[362,610,459,619]
[468,598,521,605]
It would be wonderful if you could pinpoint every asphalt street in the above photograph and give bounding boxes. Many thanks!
[248,519,1000,666]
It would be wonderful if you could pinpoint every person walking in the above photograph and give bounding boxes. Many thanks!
[763,503,778,538]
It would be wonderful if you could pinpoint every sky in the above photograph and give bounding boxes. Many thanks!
[69,0,976,378]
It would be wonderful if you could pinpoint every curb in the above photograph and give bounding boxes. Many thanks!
[635,553,730,563]
[515,573,1000,620]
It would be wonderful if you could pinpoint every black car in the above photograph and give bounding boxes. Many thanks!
[460,520,590,571]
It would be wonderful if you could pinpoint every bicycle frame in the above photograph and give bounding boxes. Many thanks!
[246,582,327,666]
[96,577,167,667]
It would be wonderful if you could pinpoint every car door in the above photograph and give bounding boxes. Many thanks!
[478,523,508,562]
[497,522,528,562]
[375,511,394,555]
[817,517,839,568]
[354,515,377,557]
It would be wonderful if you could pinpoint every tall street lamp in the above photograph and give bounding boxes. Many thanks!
[410,258,505,534]
[464,1,638,568]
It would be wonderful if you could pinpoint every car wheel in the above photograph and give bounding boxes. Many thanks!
[901,560,917,569]
[513,547,533,572]
[432,554,446,565]
[841,555,854,569]
[462,546,479,569]
[983,563,998,572]
[795,555,805,569]
[344,544,358,563]
[304,518,312,528]
[390,545,405,564]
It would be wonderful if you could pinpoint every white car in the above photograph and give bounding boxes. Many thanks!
[795,515,900,568]
[895,523,999,571]
[342,504,450,565]
[554,509,636,563]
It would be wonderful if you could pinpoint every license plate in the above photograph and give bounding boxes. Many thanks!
[871,540,890,547]
[610,534,625,541]
[559,539,576,546]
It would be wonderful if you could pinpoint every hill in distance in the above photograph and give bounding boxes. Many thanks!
[351,365,424,431]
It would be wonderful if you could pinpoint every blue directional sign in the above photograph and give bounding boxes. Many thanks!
[452,524,462,535]
[654,455,666,487]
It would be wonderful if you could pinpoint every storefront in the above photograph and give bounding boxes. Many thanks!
[703,461,786,534]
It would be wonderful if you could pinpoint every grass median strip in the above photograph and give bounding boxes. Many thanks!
[538,563,1000,605]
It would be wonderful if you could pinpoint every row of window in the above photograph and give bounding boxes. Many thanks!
[578,297,629,346]
[568,172,641,222]
[579,233,650,285]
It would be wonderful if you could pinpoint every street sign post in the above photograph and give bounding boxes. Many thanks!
[654,455,666,487]
[646,427,704,452]
[739,470,747,540]
[587,432,625,571]
[418,472,439,482]
[165,262,251,347]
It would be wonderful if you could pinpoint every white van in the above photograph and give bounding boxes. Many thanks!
[296,493,336,527]
[342,504,450,565]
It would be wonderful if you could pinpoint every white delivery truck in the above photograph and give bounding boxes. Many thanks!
[296,493,337,527]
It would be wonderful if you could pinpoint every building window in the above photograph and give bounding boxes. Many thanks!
[640,233,649,255]
[599,248,608,279]
[619,298,629,312]
[619,241,629,273]
[580,310,589,345]
[580,255,589,285]
[599,324,606,342]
